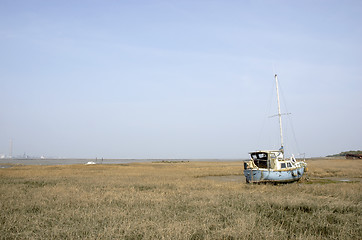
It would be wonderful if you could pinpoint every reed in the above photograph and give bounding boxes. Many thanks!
[0,159,361,239]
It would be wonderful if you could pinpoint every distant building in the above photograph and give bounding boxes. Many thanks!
[345,153,362,159]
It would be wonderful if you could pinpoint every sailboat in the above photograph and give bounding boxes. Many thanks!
[243,74,307,183]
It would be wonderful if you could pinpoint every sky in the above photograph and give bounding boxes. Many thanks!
[0,0,361,159]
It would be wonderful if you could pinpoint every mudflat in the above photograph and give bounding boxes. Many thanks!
[0,158,361,239]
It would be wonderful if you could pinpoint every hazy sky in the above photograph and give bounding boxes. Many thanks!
[1,0,361,159]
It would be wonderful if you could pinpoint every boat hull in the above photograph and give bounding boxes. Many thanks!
[244,166,305,183]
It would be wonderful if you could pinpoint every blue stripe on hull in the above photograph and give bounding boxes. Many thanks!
[244,167,305,183]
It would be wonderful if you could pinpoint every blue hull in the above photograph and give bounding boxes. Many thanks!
[244,166,305,183]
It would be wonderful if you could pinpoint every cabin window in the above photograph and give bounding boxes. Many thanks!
[254,160,268,169]
[251,153,268,160]
[251,152,269,169]
[258,153,267,159]
[287,162,292,168]
[281,163,286,169]
[270,153,276,158]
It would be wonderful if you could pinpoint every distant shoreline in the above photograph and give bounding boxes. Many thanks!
[0,157,348,166]
[0,158,246,166]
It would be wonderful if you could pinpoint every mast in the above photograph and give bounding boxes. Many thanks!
[274,74,284,152]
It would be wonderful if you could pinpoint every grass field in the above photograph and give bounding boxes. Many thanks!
[0,158,361,239]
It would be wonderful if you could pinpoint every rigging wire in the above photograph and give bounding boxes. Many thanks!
[255,74,303,157]
[278,78,302,156]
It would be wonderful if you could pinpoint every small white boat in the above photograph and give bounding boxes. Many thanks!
[243,74,307,183]
[85,161,96,165]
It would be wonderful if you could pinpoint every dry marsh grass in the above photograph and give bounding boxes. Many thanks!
[0,159,361,239]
